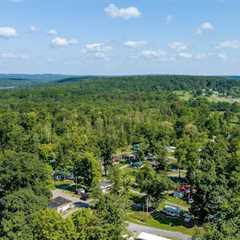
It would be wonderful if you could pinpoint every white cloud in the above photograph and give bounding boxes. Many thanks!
[104,4,141,20]
[216,40,240,49]
[194,53,208,60]
[124,41,147,49]
[177,52,210,60]
[48,29,58,36]
[166,15,173,24]
[218,53,228,61]
[94,52,109,60]
[29,25,38,33]
[196,22,215,34]
[141,50,167,60]
[0,52,28,60]
[51,37,78,47]
[84,43,112,52]
[168,41,188,52]
[178,52,193,59]
[81,43,112,60]
[0,26,17,38]
[0,52,17,59]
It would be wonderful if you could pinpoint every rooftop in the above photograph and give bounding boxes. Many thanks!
[137,232,170,240]
[48,196,72,209]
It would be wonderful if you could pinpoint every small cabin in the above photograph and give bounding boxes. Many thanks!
[112,155,122,164]
[49,196,73,213]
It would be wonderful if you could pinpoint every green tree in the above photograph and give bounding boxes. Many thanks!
[71,209,102,240]
[109,165,122,195]
[0,188,48,240]
[74,152,101,190]
[154,143,168,171]
[0,212,33,240]
[96,194,128,240]
[0,151,51,198]
[190,139,230,223]
[31,209,76,240]
[137,164,174,209]
[98,136,114,176]
[195,217,240,240]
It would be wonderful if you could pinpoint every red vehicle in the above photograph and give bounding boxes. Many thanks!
[178,184,191,193]
[176,184,195,203]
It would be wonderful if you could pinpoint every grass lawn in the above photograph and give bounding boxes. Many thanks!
[207,95,240,103]
[121,164,138,184]
[174,90,240,104]
[167,169,187,178]
[54,179,75,190]
[116,145,132,155]
[159,196,190,210]
[53,180,79,197]
[174,91,193,101]
[127,194,199,236]
[127,211,199,236]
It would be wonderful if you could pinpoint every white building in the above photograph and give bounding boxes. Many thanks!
[48,196,73,213]
[100,180,112,193]
[136,232,171,240]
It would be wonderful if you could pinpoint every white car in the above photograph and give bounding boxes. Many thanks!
[162,205,181,217]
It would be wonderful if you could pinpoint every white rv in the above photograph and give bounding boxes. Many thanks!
[136,232,170,240]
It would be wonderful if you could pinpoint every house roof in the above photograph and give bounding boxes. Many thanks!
[49,196,72,209]
[137,232,170,240]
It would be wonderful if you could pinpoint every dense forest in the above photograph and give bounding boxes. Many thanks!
[0,75,240,240]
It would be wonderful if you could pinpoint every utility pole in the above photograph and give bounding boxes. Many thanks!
[146,196,149,213]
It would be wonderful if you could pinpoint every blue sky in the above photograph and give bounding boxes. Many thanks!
[0,0,239,75]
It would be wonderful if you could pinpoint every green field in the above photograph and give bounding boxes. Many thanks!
[208,95,240,103]
[174,90,240,103]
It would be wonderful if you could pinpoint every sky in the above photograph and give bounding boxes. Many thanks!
[0,0,240,75]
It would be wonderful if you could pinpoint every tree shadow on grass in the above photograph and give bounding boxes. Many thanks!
[55,183,76,192]
[151,211,193,228]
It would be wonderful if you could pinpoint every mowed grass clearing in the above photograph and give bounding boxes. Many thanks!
[127,211,199,236]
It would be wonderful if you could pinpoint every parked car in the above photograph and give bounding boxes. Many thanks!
[53,173,65,181]
[75,188,88,200]
[183,213,193,223]
[173,191,184,199]
[131,161,143,168]
[65,174,74,180]
[162,205,181,217]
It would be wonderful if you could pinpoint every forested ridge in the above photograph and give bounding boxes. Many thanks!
[0,75,240,240]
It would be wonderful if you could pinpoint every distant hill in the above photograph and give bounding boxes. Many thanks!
[1,74,240,95]
[0,74,105,89]
[57,76,100,83]
[0,74,73,81]
[0,74,74,88]
[227,76,240,81]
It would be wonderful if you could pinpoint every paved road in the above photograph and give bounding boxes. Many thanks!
[128,222,192,240]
